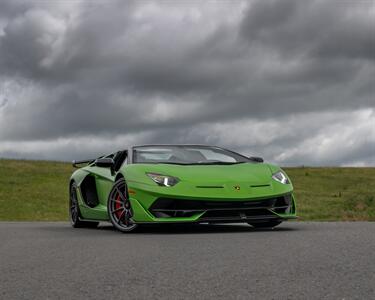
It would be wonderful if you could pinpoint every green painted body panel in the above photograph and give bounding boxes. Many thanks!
[71,166,114,220]
[70,161,297,223]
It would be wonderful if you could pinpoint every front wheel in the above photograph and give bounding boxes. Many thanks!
[108,178,138,233]
[248,220,282,228]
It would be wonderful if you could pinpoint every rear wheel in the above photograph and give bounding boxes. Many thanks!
[69,182,99,228]
[108,178,138,232]
[248,220,282,228]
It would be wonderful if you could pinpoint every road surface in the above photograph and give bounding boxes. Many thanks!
[0,222,374,299]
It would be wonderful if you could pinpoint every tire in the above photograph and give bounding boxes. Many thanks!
[107,178,138,233]
[69,182,99,228]
[248,220,282,228]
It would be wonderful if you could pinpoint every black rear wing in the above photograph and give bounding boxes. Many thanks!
[72,159,94,168]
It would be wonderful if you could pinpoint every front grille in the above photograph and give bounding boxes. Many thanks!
[149,195,292,220]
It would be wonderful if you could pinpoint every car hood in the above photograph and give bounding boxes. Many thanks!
[125,163,292,199]
[129,162,273,185]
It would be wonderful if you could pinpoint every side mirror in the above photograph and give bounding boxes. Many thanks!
[95,158,115,168]
[248,156,264,163]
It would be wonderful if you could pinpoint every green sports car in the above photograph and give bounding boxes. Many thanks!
[69,145,297,232]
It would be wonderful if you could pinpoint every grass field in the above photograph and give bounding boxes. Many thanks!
[0,159,374,221]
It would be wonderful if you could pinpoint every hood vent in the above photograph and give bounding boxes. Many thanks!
[196,185,224,189]
[250,184,271,188]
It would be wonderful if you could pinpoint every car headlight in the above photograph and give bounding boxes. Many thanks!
[272,170,290,184]
[146,173,180,187]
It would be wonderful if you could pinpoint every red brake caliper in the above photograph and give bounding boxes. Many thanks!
[115,194,122,218]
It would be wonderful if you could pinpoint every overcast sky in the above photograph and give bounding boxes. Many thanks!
[0,0,374,166]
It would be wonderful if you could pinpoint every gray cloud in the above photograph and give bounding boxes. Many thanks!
[0,0,374,166]
[241,0,375,60]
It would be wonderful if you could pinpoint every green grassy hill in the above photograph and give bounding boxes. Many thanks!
[0,159,374,221]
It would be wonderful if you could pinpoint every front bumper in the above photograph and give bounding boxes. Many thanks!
[129,193,297,224]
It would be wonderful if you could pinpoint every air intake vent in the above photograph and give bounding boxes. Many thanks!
[149,195,292,220]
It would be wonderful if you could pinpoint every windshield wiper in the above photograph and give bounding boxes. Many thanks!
[155,162,191,165]
[151,161,247,165]
[191,161,247,165]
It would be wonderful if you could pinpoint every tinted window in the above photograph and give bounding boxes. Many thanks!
[133,146,248,164]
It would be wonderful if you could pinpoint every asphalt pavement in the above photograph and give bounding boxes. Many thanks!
[0,222,374,300]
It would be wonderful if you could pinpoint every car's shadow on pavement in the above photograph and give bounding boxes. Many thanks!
[95,222,297,234]
[39,222,297,235]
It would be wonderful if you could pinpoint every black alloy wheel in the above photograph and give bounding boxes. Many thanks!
[69,182,99,228]
[108,178,138,232]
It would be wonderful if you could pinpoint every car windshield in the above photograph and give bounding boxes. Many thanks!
[133,146,249,165]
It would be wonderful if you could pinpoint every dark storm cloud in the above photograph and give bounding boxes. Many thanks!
[0,0,374,165]
[241,0,375,60]
[0,1,31,19]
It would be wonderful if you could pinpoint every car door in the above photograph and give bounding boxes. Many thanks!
[89,151,128,208]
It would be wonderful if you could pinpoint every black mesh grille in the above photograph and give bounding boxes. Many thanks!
[149,195,292,220]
